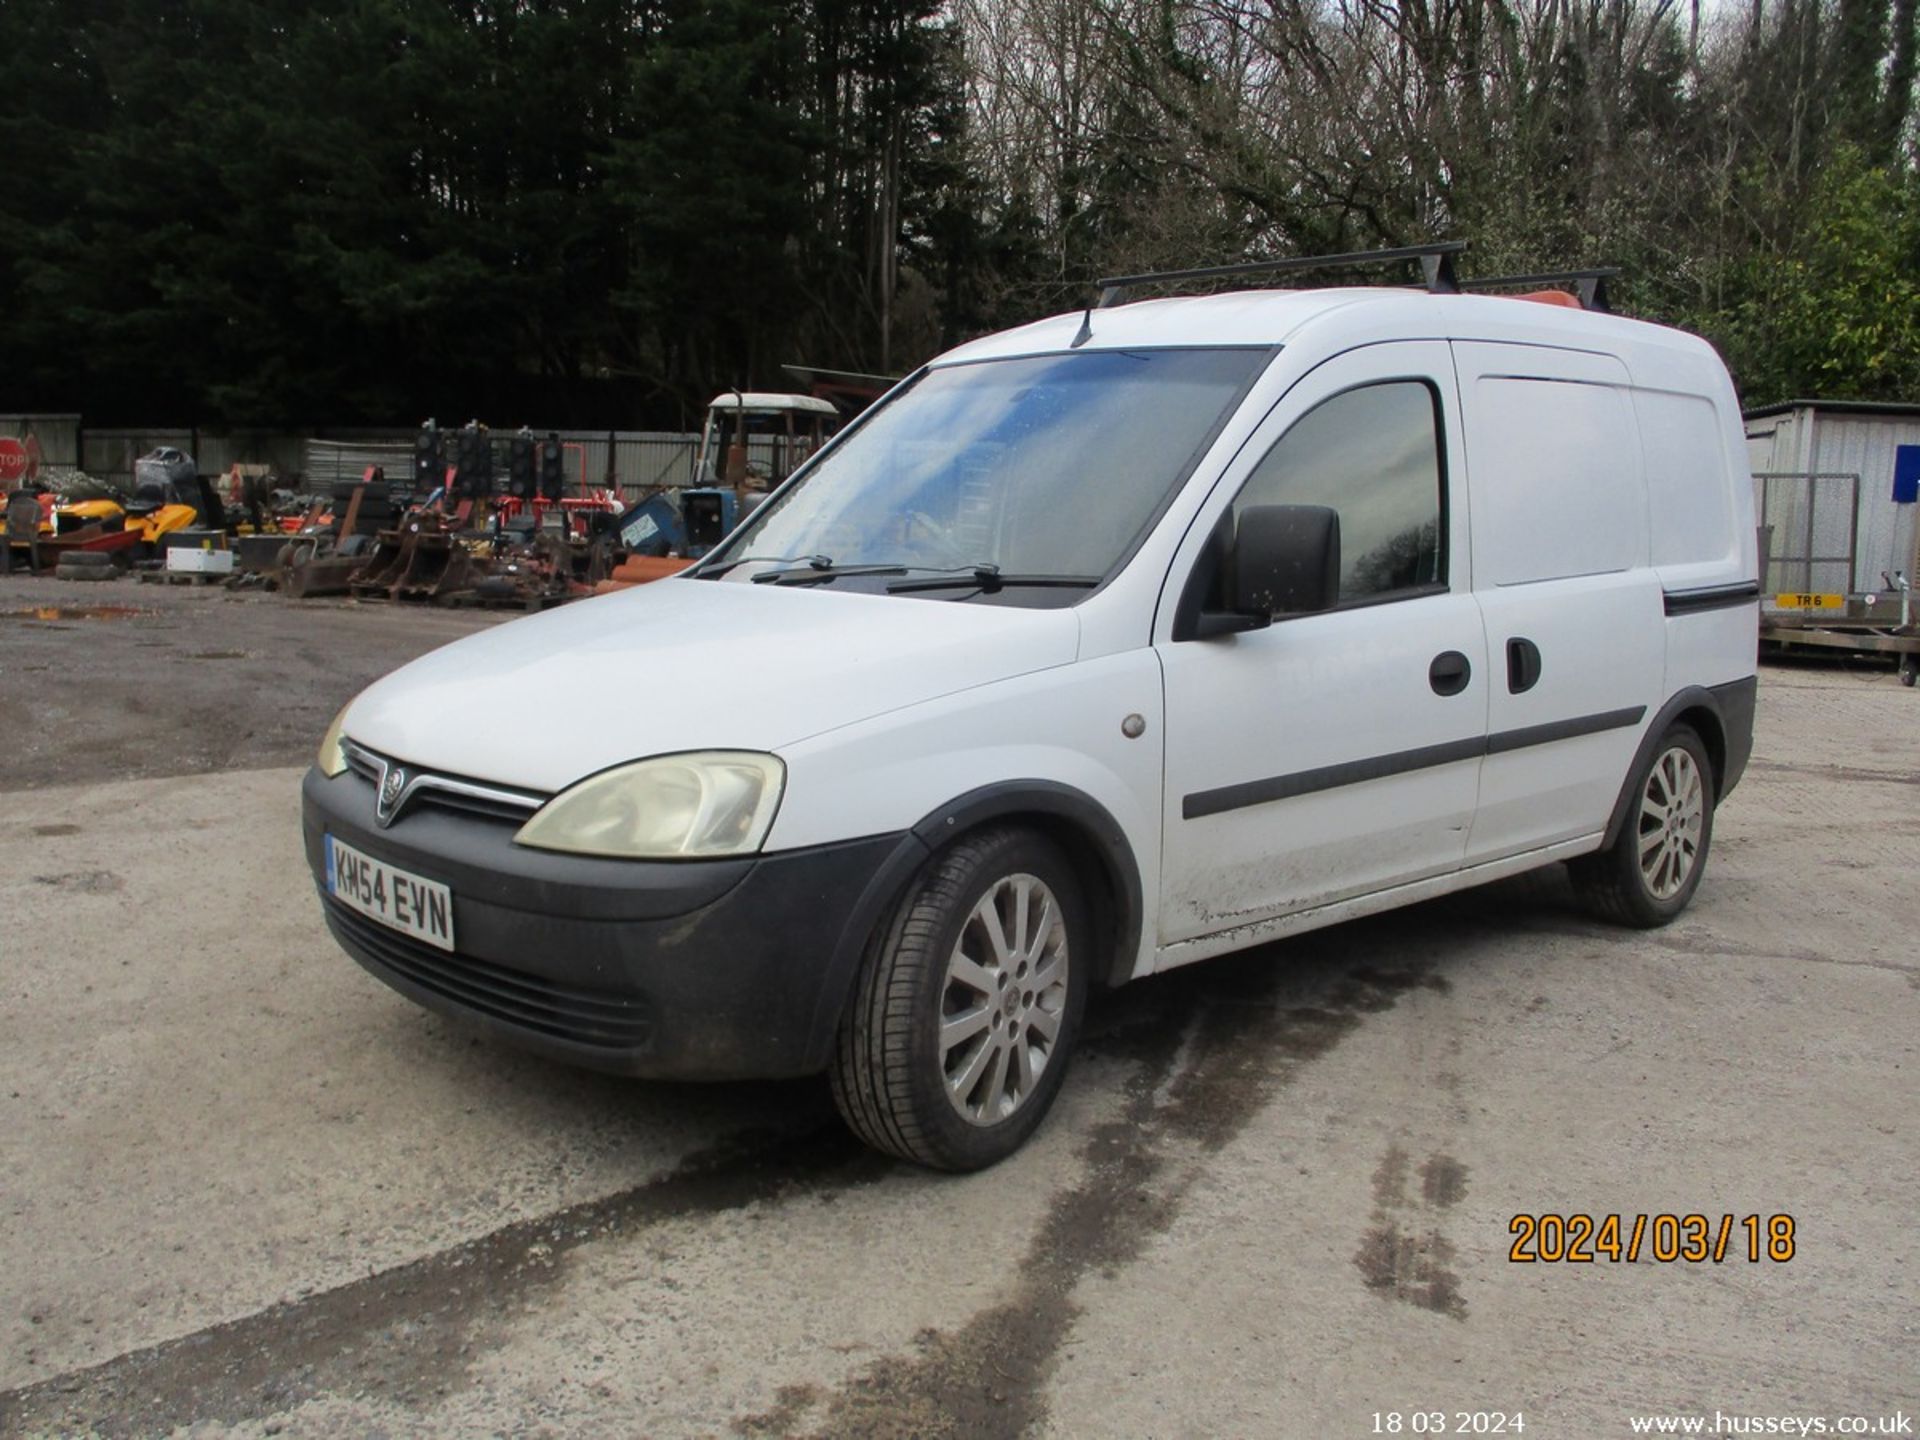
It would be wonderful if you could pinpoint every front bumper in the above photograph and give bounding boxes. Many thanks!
[301,766,913,1079]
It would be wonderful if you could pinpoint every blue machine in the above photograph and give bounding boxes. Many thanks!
[617,493,686,557]
[680,487,740,557]
[616,488,747,561]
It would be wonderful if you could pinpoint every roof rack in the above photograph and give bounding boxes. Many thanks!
[1094,241,1467,309]
[1460,268,1618,313]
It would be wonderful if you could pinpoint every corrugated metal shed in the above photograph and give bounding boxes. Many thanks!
[1744,400,1920,592]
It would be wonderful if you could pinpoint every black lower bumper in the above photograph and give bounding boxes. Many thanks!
[302,766,918,1080]
[1711,674,1758,800]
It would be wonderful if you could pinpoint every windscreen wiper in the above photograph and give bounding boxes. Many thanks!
[886,565,1101,594]
[751,562,911,586]
[696,553,832,580]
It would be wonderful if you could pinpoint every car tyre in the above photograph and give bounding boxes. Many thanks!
[55,562,117,582]
[830,825,1089,1171]
[1570,724,1715,928]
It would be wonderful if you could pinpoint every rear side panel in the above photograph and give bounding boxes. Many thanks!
[1452,342,1667,862]
[1634,369,1762,703]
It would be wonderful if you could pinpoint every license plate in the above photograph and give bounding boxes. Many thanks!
[325,834,455,952]
[1774,592,1844,610]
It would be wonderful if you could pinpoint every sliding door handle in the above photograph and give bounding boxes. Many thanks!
[1507,637,1543,694]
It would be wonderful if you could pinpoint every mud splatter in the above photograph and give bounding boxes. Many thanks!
[1419,1154,1469,1208]
[1354,1142,1470,1321]
[1372,1145,1411,1209]
[30,870,122,895]
[1746,759,1920,787]
[1355,1223,1467,1320]
[735,1381,826,1435]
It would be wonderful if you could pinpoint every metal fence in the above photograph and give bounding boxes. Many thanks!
[1753,471,1860,597]
[303,440,416,492]
[580,433,701,496]
[60,425,704,503]
[81,429,197,479]
[0,414,83,468]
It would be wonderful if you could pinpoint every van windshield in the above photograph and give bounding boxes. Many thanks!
[698,348,1266,599]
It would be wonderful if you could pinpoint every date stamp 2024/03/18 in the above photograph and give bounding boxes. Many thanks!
[1508,1213,1796,1264]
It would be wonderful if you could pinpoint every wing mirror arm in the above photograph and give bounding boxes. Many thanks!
[1192,608,1270,639]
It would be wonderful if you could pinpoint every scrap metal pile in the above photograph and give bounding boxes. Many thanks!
[278,422,622,609]
[10,417,745,605]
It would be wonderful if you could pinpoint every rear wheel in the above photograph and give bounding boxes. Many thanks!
[831,826,1089,1171]
[1570,724,1714,927]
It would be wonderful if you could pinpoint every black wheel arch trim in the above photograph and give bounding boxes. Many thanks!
[907,784,1144,992]
[799,781,1146,1069]
[1599,678,1757,849]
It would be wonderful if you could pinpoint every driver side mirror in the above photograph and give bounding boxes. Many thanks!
[1191,503,1342,639]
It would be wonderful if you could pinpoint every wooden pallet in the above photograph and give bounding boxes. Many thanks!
[139,569,229,587]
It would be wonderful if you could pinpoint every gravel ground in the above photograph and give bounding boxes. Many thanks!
[0,589,1914,1439]
[0,571,502,792]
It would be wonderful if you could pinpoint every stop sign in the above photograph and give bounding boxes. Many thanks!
[0,438,27,485]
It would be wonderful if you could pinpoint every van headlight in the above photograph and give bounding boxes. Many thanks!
[317,706,351,778]
[514,752,785,859]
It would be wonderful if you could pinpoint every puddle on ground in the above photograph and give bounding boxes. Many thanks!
[0,605,149,621]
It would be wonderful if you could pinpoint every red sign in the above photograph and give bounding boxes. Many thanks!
[0,438,28,485]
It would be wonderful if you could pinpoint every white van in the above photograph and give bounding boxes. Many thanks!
[306,250,1759,1171]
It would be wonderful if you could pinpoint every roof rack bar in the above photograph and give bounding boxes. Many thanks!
[1095,241,1468,308]
[1460,268,1620,313]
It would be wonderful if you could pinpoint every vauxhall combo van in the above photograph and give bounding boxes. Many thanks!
[305,252,1759,1170]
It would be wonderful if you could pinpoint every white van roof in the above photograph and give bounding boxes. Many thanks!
[934,287,1723,391]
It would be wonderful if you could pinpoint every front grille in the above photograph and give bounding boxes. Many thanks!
[342,741,546,827]
[409,787,539,824]
[325,901,651,1050]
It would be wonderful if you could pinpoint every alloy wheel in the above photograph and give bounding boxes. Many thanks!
[939,872,1070,1126]
[1638,746,1705,900]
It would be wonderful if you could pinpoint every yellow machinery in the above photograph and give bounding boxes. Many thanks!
[46,495,199,546]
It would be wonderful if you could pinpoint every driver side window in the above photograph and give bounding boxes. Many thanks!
[1232,380,1446,605]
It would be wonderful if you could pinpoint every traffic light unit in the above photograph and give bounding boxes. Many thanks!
[454,422,493,499]
[414,420,444,492]
[508,428,537,500]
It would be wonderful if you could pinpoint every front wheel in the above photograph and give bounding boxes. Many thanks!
[1570,724,1715,928]
[830,826,1089,1171]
